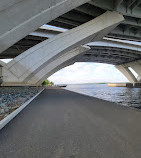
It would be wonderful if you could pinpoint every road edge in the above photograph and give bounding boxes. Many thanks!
[0,88,44,130]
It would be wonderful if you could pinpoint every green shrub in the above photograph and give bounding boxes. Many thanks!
[42,79,54,86]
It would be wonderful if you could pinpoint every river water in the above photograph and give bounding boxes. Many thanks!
[65,84,141,109]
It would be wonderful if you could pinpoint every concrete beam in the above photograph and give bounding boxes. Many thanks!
[130,0,141,10]
[1,11,124,86]
[114,0,123,10]
[75,3,141,28]
[2,32,141,59]
[88,39,141,52]
[110,27,141,41]
[0,0,90,54]
[122,59,141,67]
[0,0,22,12]
[115,65,137,83]
[89,0,141,18]
[126,0,136,9]
[75,3,104,17]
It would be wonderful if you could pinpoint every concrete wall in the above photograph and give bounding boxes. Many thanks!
[1,11,124,86]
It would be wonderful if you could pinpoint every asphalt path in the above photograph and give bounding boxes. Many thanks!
[0,89,141,158]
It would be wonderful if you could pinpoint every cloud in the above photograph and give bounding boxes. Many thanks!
[49,62,128,84]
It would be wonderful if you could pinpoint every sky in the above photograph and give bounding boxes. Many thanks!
[48,62,128,84]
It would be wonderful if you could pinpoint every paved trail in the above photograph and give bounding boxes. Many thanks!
[0,89,141,158]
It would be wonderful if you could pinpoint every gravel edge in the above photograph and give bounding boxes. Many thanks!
[0,89,44,130]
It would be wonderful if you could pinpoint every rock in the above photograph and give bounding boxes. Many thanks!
[0,109,5,114]
[4,107,10,112]
[11,105,20,110]
[0,103,6,108]
[0,87,43,117]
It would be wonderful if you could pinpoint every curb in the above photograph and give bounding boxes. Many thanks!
[0,89,44,130]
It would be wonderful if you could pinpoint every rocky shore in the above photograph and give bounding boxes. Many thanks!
[0,87,43,121]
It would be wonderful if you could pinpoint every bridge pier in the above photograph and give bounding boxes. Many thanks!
[32,46,90,86]
[119,59,141,83]
[115,60,141,87]
[130,65,141,82]
[115,65,137,83]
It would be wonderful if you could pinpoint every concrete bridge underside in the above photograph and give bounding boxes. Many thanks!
[0,11,125,86]
[48,0,141,41]
[0,0,91,55]
[1,36,141,85]
[0,0,141,86]
[0,0,141,56]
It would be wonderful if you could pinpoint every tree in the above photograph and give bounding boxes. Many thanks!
[42,79,54,86]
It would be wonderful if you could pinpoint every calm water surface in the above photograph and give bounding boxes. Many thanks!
[65,84,141,109]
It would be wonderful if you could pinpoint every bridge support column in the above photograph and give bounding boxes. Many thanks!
[36,60,76,86]
[120,59,141,82]
[130,65,141,81]
[115,65,137,83]
[1,11,124,86]
[32,46,90,86]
